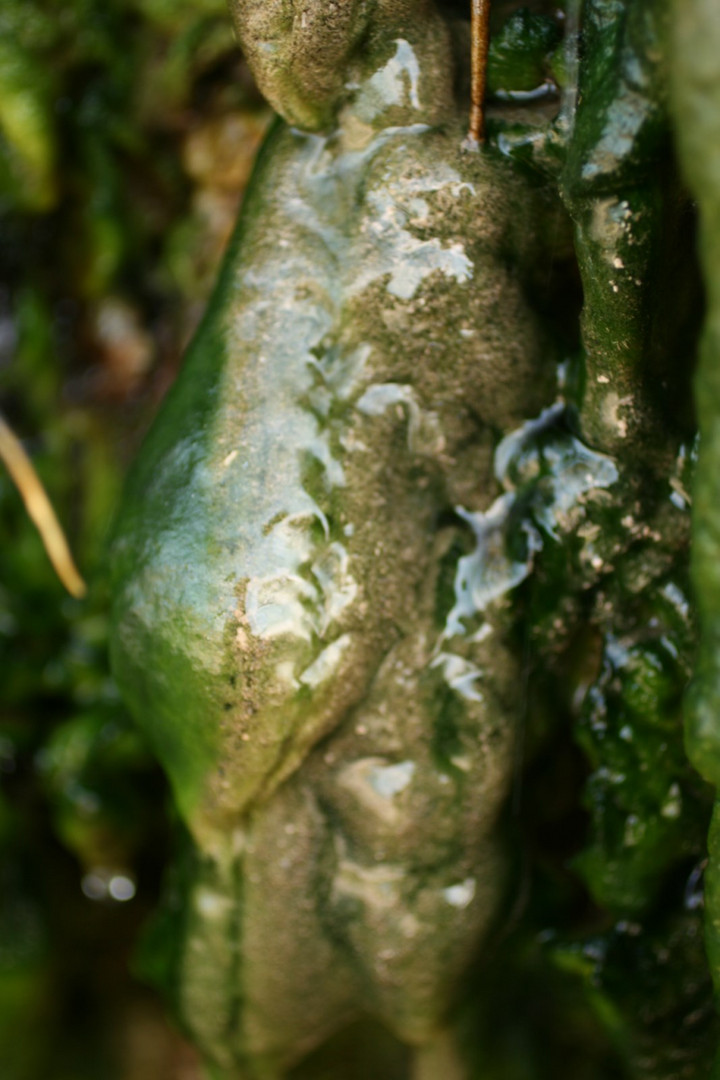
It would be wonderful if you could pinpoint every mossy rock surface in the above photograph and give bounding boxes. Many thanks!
[0,1,719,1077]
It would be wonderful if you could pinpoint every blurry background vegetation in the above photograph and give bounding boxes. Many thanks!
[0,1,716,1077]
[0,0,268,1074]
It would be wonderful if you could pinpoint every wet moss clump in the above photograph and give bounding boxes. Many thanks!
[1,0,720,1077]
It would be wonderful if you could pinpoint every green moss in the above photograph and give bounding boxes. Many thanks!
[0,0,718,1076]
[487,10,562,95]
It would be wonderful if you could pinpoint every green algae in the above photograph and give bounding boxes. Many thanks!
[670,0,720,790]
[1,0,720,1077]
[487,9,562,96]
[106,0,716,1076]
[670,2,720,1066]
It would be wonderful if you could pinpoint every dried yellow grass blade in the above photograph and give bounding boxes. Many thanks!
[0,413,86,599]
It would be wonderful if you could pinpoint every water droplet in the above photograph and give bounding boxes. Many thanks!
[108,875,136,902]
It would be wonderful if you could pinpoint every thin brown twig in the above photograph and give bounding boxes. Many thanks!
[468,0,492,147]
[0,413,86,599]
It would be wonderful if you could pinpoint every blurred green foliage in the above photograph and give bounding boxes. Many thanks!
[0,0,267,1075]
